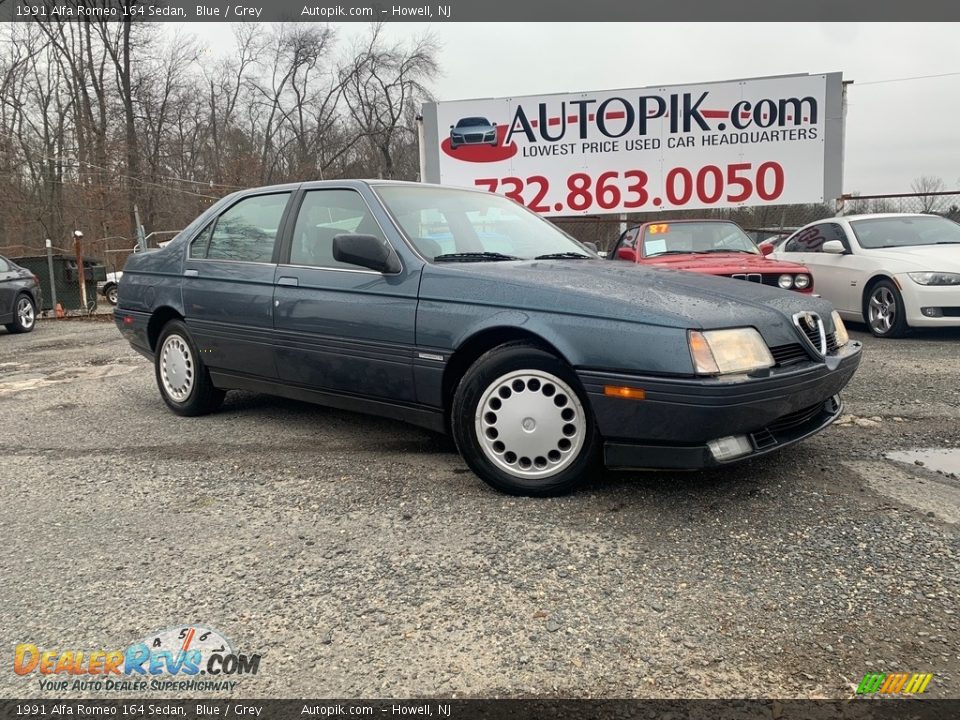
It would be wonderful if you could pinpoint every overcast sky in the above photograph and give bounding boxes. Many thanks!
[201,22,960,194]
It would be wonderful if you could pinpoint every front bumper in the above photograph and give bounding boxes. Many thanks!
[579,340,862,470]
[896,274,960,327]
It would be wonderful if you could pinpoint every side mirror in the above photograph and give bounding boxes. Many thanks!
[582,241,598,253]
[492,122,497,127]
[822,240,847,255]
[449,125,454,129]
[759,243,773,256]
[333,234,401,273]
[616,247,638,262]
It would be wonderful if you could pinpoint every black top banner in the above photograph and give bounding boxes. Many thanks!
[1,0,959,22]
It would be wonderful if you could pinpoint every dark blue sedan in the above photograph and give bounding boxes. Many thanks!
[115,181,862,496]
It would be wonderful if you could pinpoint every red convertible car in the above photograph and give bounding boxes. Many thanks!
[611,220,814,293]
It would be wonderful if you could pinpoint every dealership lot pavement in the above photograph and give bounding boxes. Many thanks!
[1,318,958,698]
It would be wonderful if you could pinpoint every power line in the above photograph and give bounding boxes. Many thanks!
[856,71,960,86]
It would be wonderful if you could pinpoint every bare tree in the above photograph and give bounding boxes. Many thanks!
[341,24,438,179]
[911,175,945,213]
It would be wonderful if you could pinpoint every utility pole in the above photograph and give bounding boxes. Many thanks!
[73,230,87,311]
[134,204,146,252]
[44,238,57,310]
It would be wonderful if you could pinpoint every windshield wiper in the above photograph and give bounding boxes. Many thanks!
[695,249,758,254]
[533,252,593,260]
[935,241,960,245]
[648,250,698,256]
[433,251,519,262]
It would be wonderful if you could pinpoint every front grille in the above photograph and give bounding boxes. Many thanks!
[731,273,763,283]
[826,332,838,354]
[943,307,960,317]
[770,343,809,366]
[799,322,820,349]
[767,403,824,433]
[465,133,483,142]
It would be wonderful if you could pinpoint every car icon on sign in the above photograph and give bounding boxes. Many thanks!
[449,117,498,149]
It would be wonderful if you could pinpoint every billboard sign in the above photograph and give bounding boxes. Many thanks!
[420,73,844,216]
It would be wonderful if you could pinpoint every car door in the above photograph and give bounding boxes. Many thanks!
[181,190,293,379]
[775,222,857,312]
[272,188,420,402]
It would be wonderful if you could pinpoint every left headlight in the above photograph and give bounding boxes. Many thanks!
[688,328,774,375]
[831,311,849,348]
[908,272,960,286]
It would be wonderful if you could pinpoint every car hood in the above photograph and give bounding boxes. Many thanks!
[420,259,836,345]
[860,244,960,272]
[642,252,809,274]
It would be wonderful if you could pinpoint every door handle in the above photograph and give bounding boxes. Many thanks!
[277,277,299,287]
[184,269,199,277]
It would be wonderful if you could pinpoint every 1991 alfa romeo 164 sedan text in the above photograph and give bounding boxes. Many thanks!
[115,181,862,495]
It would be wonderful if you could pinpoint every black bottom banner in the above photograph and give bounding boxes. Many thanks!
[1,699,959,720]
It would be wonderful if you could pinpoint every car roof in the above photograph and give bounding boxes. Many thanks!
[833,212,934,222]
[230,179,470,194]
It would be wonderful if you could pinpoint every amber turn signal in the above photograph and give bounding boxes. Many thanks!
[604,385,646,400]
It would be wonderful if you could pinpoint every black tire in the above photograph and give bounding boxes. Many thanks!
[154,319,225,416]
[5,293,36,334]
[864,279,909,338]
[104,283,118,305]
[450,342,601,496]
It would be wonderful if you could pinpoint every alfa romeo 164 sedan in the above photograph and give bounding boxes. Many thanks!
[115,180,862,496]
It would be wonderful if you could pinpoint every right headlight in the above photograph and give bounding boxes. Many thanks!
[778,274,794,289]
[688,328,774,375]
[908,272,960,286]
[793,274,811,290]
[831,311,849,348]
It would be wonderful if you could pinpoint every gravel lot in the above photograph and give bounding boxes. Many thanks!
[1,317,958,699]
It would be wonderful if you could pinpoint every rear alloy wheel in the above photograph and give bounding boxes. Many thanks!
[5,294,36,334]
[154,320,225,416]
[451,342,600,496]
[865,280,909,338]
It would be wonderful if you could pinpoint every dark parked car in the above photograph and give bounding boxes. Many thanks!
[449,117,498,149]
[115,181,862,496]
[0,255,41,334]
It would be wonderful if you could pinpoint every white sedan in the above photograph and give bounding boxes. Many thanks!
[768,213,960,337]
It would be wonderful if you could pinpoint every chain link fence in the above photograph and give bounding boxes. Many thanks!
[5,190,957,312]
[837,190,960,219]
[1,233,177,315]
[553,191,960,253]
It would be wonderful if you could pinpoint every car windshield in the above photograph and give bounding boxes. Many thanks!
[456,117,489,128]
[375,185,593,262]
[641,222,759,257]
[850,215,960,248]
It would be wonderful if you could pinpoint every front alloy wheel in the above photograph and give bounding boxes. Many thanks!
[106,285,118,305]
[475,369,587,479]
[451,342,599,496]
[866,280,908,338]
